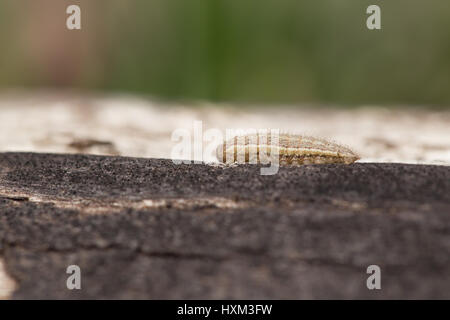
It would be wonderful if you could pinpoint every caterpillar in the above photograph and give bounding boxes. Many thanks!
[216,132,359,165]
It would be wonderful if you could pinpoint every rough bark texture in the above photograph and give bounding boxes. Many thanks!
[0,152,449,299]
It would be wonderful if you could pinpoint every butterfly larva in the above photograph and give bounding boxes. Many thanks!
[216,132,359,165]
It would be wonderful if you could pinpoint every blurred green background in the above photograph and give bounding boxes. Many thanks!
[0,0,449,106]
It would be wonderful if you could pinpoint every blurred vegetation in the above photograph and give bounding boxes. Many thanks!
[0,0,449,107]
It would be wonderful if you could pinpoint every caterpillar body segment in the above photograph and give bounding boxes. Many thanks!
[216,132,359,165]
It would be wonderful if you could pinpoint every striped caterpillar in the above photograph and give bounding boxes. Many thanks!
[216,131,359,165]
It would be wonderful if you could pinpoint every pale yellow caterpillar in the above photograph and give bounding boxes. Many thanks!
[216,132,359,165]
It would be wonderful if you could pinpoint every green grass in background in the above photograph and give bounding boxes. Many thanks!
[0,0,449,107]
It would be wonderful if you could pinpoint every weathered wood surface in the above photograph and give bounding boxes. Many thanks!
[0,152,449,299]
